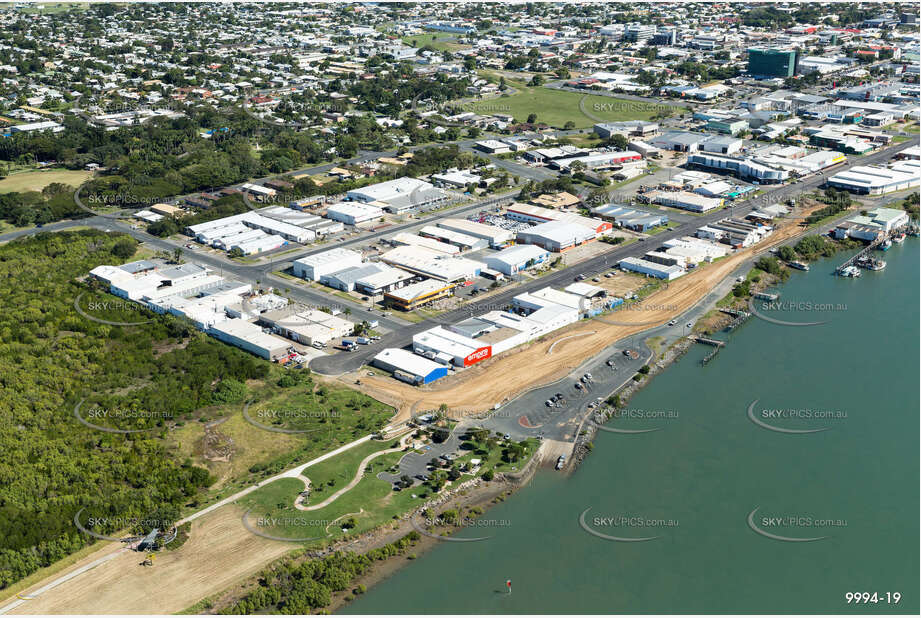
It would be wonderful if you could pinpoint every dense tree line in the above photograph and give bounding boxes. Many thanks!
[220,533,421,614]
[0,230,273,589]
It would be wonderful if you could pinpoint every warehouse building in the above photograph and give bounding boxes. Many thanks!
[618,256,686,280]
[516,221,597,252]
[325,201,384,225]
[642,189,725,213]
[833,207,910,240]
[593,121,659,139]
[826,163,920,195]
[484,244,550,275]
[591,204,668,232]
[346,177,448,213]
[230,233,287,256]
[696,218,771,248]
[418,225,488,251]
[322,263,415,295]
[436,218,514,248]
[384,279,455,311]
[380,245,485,282]
[548,151,643,172]
[186,211,315,244]
[513,287,584,314]
[391,232,460,254]
[259,307,353,346]
[650,131,743,155]
[372,348,448,385]
[413,326,493,368]
[293,248,363,281]
[661,237,729,263]
[505,203,612,235]
[687,153,790,184]
[209,318,290,360]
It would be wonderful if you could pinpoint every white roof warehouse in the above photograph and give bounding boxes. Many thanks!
[346,177,447,213]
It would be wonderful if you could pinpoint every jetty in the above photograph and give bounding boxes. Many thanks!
[719,308,751,331]
[692,336,726,366]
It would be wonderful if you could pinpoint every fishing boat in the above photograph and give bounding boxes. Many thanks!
[856,255,886,271]
[788,260,810,271]
[878,239,892,251]
[891,232,906,244]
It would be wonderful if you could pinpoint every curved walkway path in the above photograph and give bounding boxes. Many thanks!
[294,437,408,512]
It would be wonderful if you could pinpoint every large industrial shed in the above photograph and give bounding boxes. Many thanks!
[619,256,686,280]
[209,319,290,360]
[516,221,596,252]
[484,244,550,275]
[412,326,492,368]
[436,218,514,248]
[325,202,384,225]
[293,248,363,281]
[373,348,448,385]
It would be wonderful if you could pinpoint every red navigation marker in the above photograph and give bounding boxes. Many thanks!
[506,579,512,593]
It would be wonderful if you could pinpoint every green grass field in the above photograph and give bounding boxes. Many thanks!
[401,33,470,52]
[0,169,92,194]
[240,443,422,544]
[493,87,684,129]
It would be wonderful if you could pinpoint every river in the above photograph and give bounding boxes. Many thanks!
[343,239,919,614]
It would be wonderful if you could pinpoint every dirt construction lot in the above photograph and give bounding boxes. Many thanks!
[7,507,290,615]
[356,210,823,421]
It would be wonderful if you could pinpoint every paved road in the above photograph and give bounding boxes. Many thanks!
[307,136,919,375]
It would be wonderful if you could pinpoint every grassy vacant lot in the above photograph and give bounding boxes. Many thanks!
[402,33,470,52]
[494,86,684,129]
[0,169,92,193]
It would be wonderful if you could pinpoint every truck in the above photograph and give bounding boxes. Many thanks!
[356,337,371,345]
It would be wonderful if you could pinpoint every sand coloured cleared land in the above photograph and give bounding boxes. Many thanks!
[7,506,291,615]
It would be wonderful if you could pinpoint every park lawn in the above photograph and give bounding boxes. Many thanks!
[494,87,684,129]
[0,169,92,193]
[240,448,425,543]
[302,438,400,491]
[401,33,469,52]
